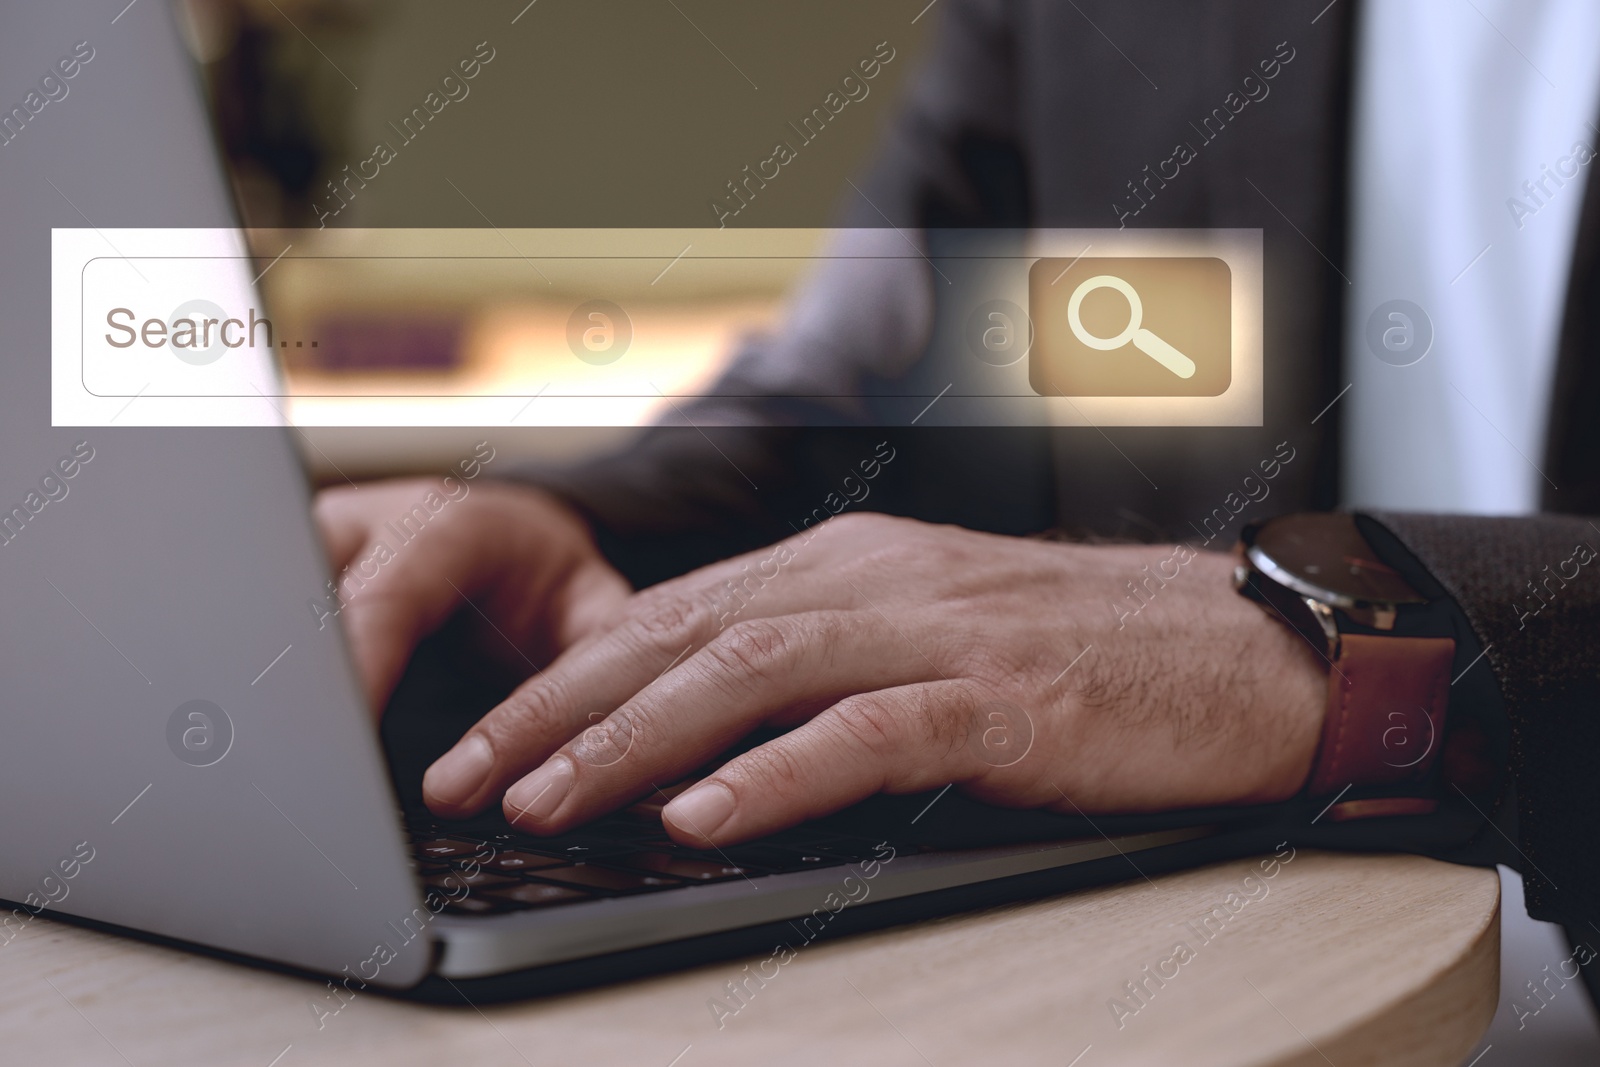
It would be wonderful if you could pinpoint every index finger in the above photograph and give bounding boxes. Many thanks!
[421,540,844,815]
[421,589,720,816]
[498,611,929,834]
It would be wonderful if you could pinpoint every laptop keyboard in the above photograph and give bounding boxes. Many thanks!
[406,804,901,917]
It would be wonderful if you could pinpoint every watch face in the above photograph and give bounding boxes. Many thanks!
[1248,513,1424,607]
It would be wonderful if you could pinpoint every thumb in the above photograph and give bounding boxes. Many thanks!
[335,540,473,715]
[548,553,633,649]
[318,479,631,716]
[312,486,371,575]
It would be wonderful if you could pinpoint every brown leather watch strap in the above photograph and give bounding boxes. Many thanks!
[1308,633,1456,799]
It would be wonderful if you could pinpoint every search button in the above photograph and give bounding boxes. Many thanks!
[1066,275,1196,379]
[1027,256,1232,398]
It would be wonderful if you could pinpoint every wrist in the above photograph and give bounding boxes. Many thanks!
[1235,513,1460,818]
[1212,552,1328,803]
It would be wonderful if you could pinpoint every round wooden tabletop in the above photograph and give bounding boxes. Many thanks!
[0,849,1498,1067]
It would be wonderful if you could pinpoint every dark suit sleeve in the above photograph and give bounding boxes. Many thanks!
[1370,512,1600,938]
[513,0,1033,588]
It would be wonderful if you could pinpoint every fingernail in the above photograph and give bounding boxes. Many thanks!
[505,757,575,825]
[664,782,736,841]
[423,734,493,808]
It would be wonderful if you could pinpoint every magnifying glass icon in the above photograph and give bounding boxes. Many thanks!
[1066,274,1197,379]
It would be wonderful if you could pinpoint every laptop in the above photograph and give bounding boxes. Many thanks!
[0,0,1278,1002]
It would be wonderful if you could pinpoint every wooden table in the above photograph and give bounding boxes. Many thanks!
[2,850,1498,1067]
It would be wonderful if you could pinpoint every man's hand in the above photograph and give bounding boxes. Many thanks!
[420,512,1327,847]
[313,478,630,714]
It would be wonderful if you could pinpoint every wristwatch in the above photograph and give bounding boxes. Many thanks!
[1234,513,1456,821]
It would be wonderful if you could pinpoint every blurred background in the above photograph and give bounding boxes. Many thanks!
[173,0,933,478]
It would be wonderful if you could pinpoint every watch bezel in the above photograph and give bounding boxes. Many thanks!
[1245,542,1378,613]
[1240,514,1428,632]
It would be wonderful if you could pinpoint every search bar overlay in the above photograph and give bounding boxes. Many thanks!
[52,227,1261,427]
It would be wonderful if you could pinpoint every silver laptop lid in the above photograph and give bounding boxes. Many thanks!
[0,0,430,986]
